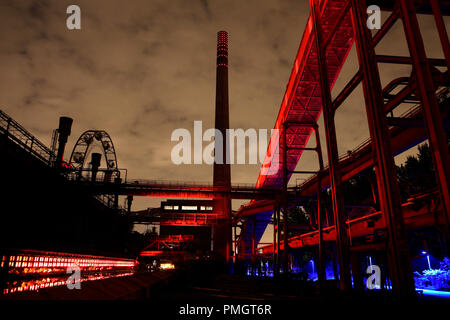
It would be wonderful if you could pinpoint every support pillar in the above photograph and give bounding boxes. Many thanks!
[350,252,364,292]
[430,0,450,72]
[315,125,326,284]
[399,0,450,246]
[113,177,122,210]
[273,204,281,277]
[310,0,352,291]
[351,0,415,298]
[252,215,256,276]
[282,124,289,276]
[126,195,133,214]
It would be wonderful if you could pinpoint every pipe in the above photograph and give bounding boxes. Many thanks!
[90,152,101,182]
[55,116,73,168]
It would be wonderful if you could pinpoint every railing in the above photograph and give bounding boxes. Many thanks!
[65,168,124,183]
[127,179,255,190]
[160,213,220,226]
[0,109,55,166]
[150,235,195,242]
[95,194,116,208]
[64,169,127,211]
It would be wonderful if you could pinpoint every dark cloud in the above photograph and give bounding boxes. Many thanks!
[199,0,212,18]
[142,41,162,56]
[29,0,50,20]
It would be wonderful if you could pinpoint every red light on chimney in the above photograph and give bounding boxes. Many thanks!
[217,31,228,68]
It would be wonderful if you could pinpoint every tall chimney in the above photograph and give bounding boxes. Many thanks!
[56,116,73,168]
[90,152,102,182]
[213,31,232,265]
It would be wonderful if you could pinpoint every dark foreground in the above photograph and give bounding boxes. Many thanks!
[1,260,449,319]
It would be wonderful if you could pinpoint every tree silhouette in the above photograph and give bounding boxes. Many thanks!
[397,143,436,200]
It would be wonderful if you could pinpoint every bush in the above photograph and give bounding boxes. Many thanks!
[414,257,450,290]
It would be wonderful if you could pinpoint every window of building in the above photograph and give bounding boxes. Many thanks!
[181,206,197,210]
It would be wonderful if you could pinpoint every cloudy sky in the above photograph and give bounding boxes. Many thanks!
[0,0,447,214]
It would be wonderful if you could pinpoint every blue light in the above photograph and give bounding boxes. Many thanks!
[306,259,319,281]
[413,256,450,292]
[421,289,450,298]
[422,251,427,255]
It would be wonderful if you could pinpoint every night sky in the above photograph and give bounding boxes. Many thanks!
[0,0,447,218]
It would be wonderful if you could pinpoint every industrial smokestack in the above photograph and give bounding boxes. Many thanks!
[214,31,231,184]
[56,116,73,168]
[213,31,232,265]
[214,31,231,189]
[90,152,102,182]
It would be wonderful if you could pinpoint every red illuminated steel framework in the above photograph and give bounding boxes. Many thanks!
[234,0,450,300]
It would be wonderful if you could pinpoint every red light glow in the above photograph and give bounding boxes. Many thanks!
[2,272,135,295]
[1,250,137,277]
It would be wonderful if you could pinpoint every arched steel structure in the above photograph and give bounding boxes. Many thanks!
[68,130,119,179]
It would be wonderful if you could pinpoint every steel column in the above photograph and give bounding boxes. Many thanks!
[315,125,326,283]
[310,0,352,291]
[233,223,237,261]
[252,215,256,276]
[372,6,400,46]
[272,207,277,275]
[277,205,282,275]
[282,121,325,279]
[399,0,450,243]
[351,0,415,298]
[430,0,450,72]
[282,123,289,275]
[273,204,280,276]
